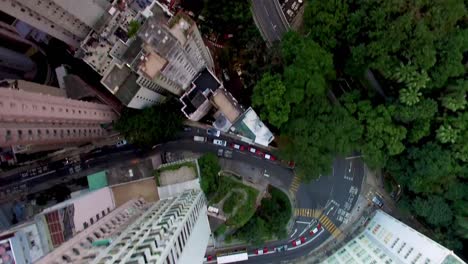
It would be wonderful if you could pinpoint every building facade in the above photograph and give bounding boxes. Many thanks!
[91,189,210,264]
[36,198,149,264]
[0,0,111,47]
[35,189,210,264]
[323,210,465,264]
[0,80,117,151]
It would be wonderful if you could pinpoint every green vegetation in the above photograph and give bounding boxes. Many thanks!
[250,0,467,252]
[198,153,221,197]
[114,101,183,147]
[127,20,140,38]
[157,161,197,175]
[223,193,238,214]
[214,224,227,238]
[234,186,291,246]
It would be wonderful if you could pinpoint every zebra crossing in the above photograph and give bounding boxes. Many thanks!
[319,214,342,239]
[294,208,322,219]
[289,174,301,195]
[294,208,343,239]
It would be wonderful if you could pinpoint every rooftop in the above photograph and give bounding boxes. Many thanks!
[230,107,274,146]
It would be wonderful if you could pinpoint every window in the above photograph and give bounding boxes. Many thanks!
[83,222,88,229]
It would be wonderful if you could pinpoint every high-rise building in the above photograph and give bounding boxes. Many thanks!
[78,1,214,109]
[0,79,117,153]
[0,21,52,84]
[36,189,210,264]
[0,0,112,47]
[323,210,465,264]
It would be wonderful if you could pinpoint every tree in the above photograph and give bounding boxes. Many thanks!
[198,153,221,197]
[127,20,140,38]
[436,124,459,144]
[302,0,348,51]
[281,96,362,180]
[356,102,406,168]
[114,101,183,147]
[412,196,453,227]
[440,80,468,112]
[252,73,291,128]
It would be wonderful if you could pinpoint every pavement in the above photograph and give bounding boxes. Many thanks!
[251,0,289,44]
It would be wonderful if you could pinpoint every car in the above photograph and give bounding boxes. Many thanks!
[116,139,128,147]
[292,236,306,247]
[275,245,288,252]
[255,149,264,157]
[206,255,213,261]
[249,147,256,153]
[264,154,277,161]
[224,150,233,158]
[288,160,296,168]
[217,149,224,157]
[213,139,227,146]
[254,247,269,255]
[207,128,220,137]
[230,143,245,151]
[309,224,322,236]
[183,126,192,132]
[372,195,384,208]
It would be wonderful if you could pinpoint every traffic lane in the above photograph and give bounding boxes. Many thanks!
[162,140,294,186]
[251,0,286,42]
[244,230,330,264]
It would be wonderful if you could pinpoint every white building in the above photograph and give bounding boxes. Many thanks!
[323,210,465,264]
[92,189,210,264]
[0,0,111,47]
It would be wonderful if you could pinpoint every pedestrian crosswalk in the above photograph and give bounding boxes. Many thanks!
[319,214,342,239]
[294,208,323,219]
[289,174,301,195]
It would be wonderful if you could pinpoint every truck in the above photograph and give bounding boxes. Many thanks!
[194,136,207,142]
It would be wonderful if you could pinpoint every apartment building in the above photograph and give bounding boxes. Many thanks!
[0,80,117,152]
[34,189,210,264]
[0,0,112,48]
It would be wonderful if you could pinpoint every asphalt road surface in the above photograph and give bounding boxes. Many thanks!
[1,127,365,263]
[251,0,289,44]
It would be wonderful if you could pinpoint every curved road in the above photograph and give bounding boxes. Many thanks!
[0,128,365,263]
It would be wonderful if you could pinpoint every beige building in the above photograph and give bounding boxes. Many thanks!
[0,0,111,48]
[0,80,117,152]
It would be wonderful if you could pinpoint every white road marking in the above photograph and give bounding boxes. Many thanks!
[296,221,310,224]
[289,228,297,238]
[287,229,325,251]
[345,155,362,160]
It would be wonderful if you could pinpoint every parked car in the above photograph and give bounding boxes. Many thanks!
[217,149,224,157]
[372,195,384,208]
[116,139,128,147]
[224,150,233,158]
[213,139,227,146]
[256,149,264,157]
[207,128,220,137]
[264,154,276,161]
[255,247,269,255]
[230,143,245,151]
[292,236,306,247]
[249,147,256,153]
[193,136,206,142]
[275,245,288,252]
[183,126,192,132]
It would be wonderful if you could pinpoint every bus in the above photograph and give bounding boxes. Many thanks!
[216,248,248,264]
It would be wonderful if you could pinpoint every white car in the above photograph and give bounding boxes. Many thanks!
[213,139,227,146]
[249,147,256,153]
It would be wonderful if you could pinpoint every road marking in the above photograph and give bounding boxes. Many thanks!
[295,221,310,224]
[289,174,301,195]
[290,228,297,238]
[345,155,362,160]
[294,208,322,219]
[318,214,342,239]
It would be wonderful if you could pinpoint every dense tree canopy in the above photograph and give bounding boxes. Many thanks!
[114,101,183,147]
[252,0,467,253]
[198,153,221,197]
